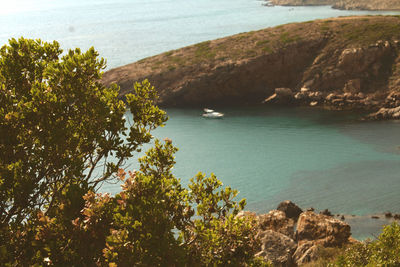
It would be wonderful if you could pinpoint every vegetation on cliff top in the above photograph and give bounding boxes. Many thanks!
[109,16,400,76]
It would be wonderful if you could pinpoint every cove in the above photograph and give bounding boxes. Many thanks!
[102,107,400,222]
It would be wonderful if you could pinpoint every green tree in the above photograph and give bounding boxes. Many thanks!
[0,37,167,226]
[0,38,264,266]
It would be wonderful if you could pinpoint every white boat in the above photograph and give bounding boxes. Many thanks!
[202,108,224,118]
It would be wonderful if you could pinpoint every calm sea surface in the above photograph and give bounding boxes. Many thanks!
[2,0,400,239]
[119,107,400,240]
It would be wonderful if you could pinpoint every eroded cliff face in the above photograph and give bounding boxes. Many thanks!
[102,16,400,110]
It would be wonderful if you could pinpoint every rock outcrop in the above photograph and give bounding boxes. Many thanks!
[102,16,400,120]
[258,210,295,238]
[296,211,351,247]
[263,88,294,104]
[249,201,352,266]
[292,241,320,265]
[277,200,303,221]
[255,230,297,266]
[367,106,400,120]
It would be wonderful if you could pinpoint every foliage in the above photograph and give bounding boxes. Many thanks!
[0,37,167,228]
[0,38,263,266]
[323,222,400,267]
[184,173,259,266]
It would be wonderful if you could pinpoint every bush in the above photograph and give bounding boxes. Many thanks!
[333,222,400,266]
[0,38,265,266]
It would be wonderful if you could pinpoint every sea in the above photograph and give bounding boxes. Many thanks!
[1,0,399,240]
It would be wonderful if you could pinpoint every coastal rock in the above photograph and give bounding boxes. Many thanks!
[320,209,333,217]
[255,230,297,267]
[338,42,392,75]
[300,87,310,93]
[368,106,400,120]
[385,92,400,108]
[263,88,293,104]
[292,241,320,265]
[277,200,303,221]
[275,87,293,97]
[325,93,335,101]
[258,210,295,238]
[296,211,351,247]
[294,92,306,100]
[263,93,279,104]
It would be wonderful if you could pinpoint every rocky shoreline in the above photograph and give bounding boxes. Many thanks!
[266,0,400,11]
[246,200,400,266]
[262,85,400,120]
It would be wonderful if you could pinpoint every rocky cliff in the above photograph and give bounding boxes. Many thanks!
[269,0,400,11]
[102,16,400,118]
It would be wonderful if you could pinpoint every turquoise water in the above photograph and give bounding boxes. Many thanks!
[0,0,398,69]
[103,107,400,219]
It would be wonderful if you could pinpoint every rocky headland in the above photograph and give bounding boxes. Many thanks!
[102,16,400,120]
[268,0,400,11]
[243,200,400,266]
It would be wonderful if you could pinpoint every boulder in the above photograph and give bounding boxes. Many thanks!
[258,210,295,238]
[332,98,344,106]
[275,87,293,97]
[255,230,297,267]
[263,93,279,104]
[368,106,400,120]
[320,209,333,217]
[294,92,306,100]
[309,91,323,100]
[292,241,320,265]
[296,211,351,247]
[325,93,337,101]
[277,200,303,221]
[263,88,293,105]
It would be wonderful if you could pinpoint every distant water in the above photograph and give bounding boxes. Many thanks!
[104,107,400,240]
[0,0,398,69]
